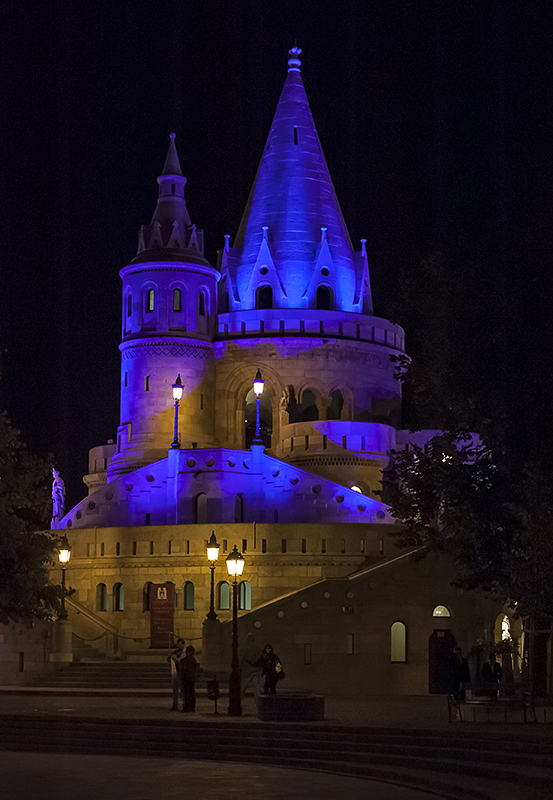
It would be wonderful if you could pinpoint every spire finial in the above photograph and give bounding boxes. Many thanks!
[288,46,302,73]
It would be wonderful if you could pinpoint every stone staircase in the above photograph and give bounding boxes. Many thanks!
[32,661,171,692]
[0,716,552,800]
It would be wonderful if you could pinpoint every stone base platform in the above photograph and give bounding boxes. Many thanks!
[257,692,325,721]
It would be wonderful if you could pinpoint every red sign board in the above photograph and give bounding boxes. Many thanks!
[150,582,174,648]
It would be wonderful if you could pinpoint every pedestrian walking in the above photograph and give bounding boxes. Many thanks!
[180,645,198,712]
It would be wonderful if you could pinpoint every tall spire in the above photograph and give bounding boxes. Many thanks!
[133,133,208,266]
[228,47,368,312]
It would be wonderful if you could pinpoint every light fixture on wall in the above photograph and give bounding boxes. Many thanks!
[226,544,245,716]
[171,374,184,449]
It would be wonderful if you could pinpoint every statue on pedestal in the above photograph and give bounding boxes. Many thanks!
[51,468,66,525]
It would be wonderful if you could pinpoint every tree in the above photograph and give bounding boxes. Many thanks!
[0,409,63,624]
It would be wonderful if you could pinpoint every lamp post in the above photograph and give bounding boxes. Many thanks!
[226,544,245,716]
[252,368,265,445]
[171,374,184,448]
[206,531,220,621]
[58,535,72,619]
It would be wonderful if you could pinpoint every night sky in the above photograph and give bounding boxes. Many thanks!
[2,0,553,508]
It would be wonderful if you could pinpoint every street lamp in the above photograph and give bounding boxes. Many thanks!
[206,531,220,621]
[226,544,245,716]
[252,368,265,445]
[58,535,72,619]
[171,374,184,449]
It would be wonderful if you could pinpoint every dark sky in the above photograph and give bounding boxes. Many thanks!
[2,0,553,507]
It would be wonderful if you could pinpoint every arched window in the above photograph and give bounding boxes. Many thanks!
[143,582,152,612]
[238,581,251,611]
[96,583,109,612]
[327,390,344,420]
[113,582,124,611]
[432,605,451,618]
[256,285,273,309]
[198,291,206,316]
[316,285,333,310]
[183,581,194,610]
[391,621,407,662]
[300,389,318,421]
[234,494,244,523]
[146,288,155,313]
[195,493,207,524]
[173,288,182,312]
[126,293,132,317]
[217,581,230,611]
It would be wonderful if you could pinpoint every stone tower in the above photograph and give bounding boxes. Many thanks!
[108,135,219,480]
[214,48,404,497]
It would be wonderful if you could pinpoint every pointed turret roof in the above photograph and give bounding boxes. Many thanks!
[231,47,360,309]
[132,134,209,266]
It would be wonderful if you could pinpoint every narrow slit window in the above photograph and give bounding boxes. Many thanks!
[173,288,182,312]
[281,539,287,554]
[147,288,154,313]
[198,292,206,316]
[302,539,307,554]
[115,542,120,556]
[149,540,154,554]
[321,539,326,554]
[127,294,132,316]
[262,539,267,553]
[145,376,150,392]
[347,634,354,655]
[293,126,298,145]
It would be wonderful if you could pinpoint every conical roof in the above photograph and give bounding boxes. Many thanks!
[232,47,358,310]
[133,134,209,266]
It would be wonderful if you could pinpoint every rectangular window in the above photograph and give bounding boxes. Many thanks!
[87,543,94,557]
[294,126,298,145]
[200,393,204,410]
[116,542,120,556]
[132,541,137,555]
[223,539,227,553]
[145,513,151,526]
[360,539,365,554]
[168,540,172,555]
[379,539,384,555]
[145,376,150,392]
[124,372,128,387]
[304,644,312,665]
[149,541,154,555]
[301,539,307,554]
[321,539,326,554]
[186,540,190,555]
[342,435,347,448]
[290,437,294,452]
[242,539,247,553]
[262,539,267,553]
[305,435,309,450]
[147,289,154,312]
[281,539,287,554]
[341,539,346,554]
[323,435,327,450]
[347,634,354,655]
[100,542,105,556]
[127,295,132,316]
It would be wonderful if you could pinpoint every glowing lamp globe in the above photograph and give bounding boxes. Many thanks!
[225,545,245,577]
[58,536,72,565]
[253,369,264,398]
[172,374,184,401]
[207,531,220,564]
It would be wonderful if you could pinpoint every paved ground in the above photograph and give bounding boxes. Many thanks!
[1,690,553,800]
[0,751,437,800]
[1,689,552,732]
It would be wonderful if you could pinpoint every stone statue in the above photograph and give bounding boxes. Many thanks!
[51,468,66,523]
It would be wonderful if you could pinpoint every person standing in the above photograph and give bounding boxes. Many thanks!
[168,638,184,711]
[449,646,471,700]
[482,653,503,699]
[261,644,282,695]
[180,645,198,712]
[240,632,264,698]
